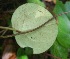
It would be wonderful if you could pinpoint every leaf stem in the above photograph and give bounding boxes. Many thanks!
[0,26,22,33]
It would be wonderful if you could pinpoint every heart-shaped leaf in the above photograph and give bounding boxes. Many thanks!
[11,3,58,54]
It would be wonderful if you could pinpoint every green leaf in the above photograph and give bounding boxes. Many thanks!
[27,0,46,7]
[24,47,33,55]
[17,48,28,59]
[54,1,70,48]
[50,40,68,59]
[11,3,58,54]
[20,55,28,59]
[17,48,24,58]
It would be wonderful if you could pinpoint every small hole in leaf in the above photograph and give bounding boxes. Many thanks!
[31,37,32,38]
